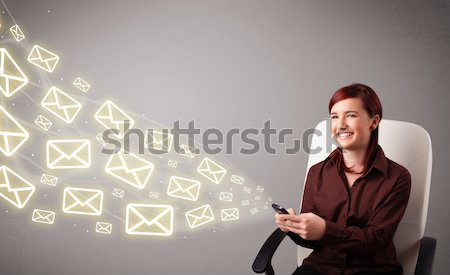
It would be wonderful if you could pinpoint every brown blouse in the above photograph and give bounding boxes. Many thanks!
[289,145,411,275]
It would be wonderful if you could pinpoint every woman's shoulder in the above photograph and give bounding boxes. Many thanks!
[306,155,335,175]
[386,157,412,180]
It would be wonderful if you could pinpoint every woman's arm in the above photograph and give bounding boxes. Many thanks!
[285,167,322,249]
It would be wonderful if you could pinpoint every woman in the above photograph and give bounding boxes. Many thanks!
[275,84,411,275]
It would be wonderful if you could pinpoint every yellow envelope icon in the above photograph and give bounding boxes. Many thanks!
[0,106,29,157]
[0,48,29,97]
[105,151,154,190]
[126,204,174,236]
[41,86,82,123]
[231,175,244,185]
[219,192,233,202]
[179,144,196,158]
[32,209,55,224]
[40,173,58,186]
[73,77,90,93]
[27,45,59,73]
[145,130,173,152]
[221,208,239,221]
[95,100,135,138]
[46,139,91,169]
[35,115,52,131]
[96,222,112,234]
[62,187,103,216]
[112,188,124,198]
[167,176,201,201]
[185,204,215,228]
[197,158,227,184]
[0,166,35,209]
[9,25,25,42]
[167,160,177,168]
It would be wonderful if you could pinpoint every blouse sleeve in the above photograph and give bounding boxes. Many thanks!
[287,166,321,249]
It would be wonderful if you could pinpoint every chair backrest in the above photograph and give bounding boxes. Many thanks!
[297,119,432,275]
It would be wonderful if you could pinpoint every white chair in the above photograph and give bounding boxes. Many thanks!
[253,120,436,275]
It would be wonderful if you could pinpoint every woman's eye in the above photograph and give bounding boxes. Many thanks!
[347,114,356,118]
[330,116,337,119]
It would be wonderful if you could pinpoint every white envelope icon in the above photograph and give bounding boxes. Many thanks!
[10,25,25,41]
[185,204,215,228]
[27,45,59,73]
[40,173,58,186]
[197,157,227,184]
[73,77,90,93]
[32,209,56,224]
[46,139,91,169]
[126,204,174,236]
[221,208,239,221]
[167,160,178,168]
[219,192,233,202]
[41,86,82,123]
[62,187,103,216]
[35,115,52,131]
[112,188,124,198]
[230,175,244,185]
[0,48,29,97]
[96,222,112,234]
[167,176,201,201]
[105,151,154,190]
[95,100,135,138]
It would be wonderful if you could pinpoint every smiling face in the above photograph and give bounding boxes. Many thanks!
[330,98,380,152]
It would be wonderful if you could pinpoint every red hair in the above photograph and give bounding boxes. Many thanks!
[328,83,383,174]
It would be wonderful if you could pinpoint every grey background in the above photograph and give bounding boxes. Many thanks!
[1,0,449,274]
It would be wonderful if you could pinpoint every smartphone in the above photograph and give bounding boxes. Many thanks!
[272,203,290,214]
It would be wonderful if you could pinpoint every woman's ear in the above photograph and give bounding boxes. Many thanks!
[370,115,381,130]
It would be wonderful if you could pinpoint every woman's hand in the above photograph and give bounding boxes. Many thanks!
[275,208,297,233]
[275,211,326,240]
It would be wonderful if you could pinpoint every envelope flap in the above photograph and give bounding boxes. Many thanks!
[129,205,172,229]
[172,177,200,192]
[228,208,238,216]
[205,159,224,175]
[66,188,101,207]
[53,89,80,108]
[107,152,153,173]
[1,49,27,80]
[106,152,126,170]
[97,222,112,230]
[95,101,113,119]
[3,166,34,190]
[35,210,54,219]
[106,101,132,122]
[187,205,211,219]
[36,46,58,61]
[49,140,89,160]
[201,205,213,219]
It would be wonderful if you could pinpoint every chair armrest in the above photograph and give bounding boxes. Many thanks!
[414,236,437,275]
[252,228,287,274]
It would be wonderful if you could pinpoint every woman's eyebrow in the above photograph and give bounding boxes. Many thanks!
[330,110,359,115]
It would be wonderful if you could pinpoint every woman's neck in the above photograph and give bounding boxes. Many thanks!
[342,147,366,173]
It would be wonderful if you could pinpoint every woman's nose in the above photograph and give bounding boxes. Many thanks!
[337,117,347,129]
